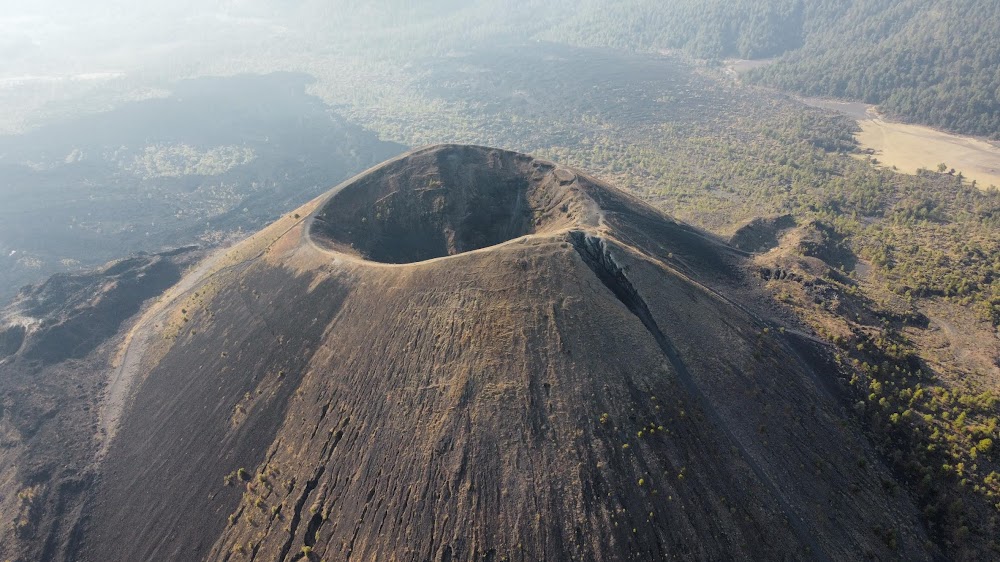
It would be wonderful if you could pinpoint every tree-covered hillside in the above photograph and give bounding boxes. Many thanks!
[749,0,1000,138]
[540,0,1000,138]
[539,0,836,59]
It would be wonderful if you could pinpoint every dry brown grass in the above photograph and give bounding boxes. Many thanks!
[856,118,1000,190]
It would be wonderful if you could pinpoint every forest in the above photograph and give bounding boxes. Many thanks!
[541,0,1000,138]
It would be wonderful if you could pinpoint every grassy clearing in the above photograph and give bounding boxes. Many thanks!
[856,118,1000,191]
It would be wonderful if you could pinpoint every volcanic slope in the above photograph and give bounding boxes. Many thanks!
[74,144,933,561]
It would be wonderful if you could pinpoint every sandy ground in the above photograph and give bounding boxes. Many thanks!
[856,118,1000,190]
[723,58,775,82]
[800,97,1000,190]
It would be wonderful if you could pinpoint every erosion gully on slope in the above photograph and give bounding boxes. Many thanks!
[568,230,829,561]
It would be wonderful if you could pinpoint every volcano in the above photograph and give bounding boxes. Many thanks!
[19,145,934,560]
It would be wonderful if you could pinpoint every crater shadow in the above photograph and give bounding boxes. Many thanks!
[310,145,561,264]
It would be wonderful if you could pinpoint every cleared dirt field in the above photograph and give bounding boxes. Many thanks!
[856,118,1000,190]
[800,97,1000,190]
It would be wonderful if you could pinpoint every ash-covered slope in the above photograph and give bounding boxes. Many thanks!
[72,145,932,561]
[0,246,204,562]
